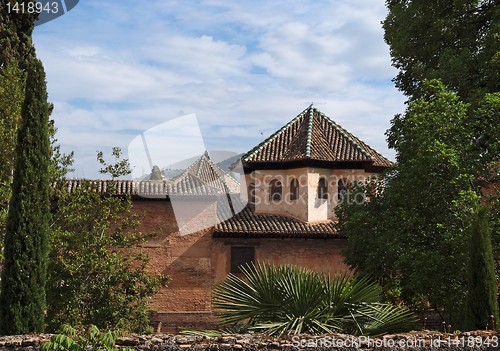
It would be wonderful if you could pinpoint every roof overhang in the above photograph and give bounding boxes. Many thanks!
[241,159,390,173]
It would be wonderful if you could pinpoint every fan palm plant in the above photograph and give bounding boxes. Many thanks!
[213,262,417,336]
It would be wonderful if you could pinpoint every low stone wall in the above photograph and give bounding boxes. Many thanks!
[0,331,498,351]
[150,312,219,333]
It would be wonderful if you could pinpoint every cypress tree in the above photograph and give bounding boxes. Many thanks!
[0,0,38,68]
[0,58,51,334]
[149,165,163,180]
[466,206,499,330]
[0,1,37,234]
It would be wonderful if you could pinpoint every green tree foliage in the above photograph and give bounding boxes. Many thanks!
[467,92,500,174]
[335,181,401,301]
[0,0,38,256]
[149,165,163,180]
[338,81,482,326]
[46,150,169,333]
[97,147,132,180]
[213,262,417,336]
[466,206,499,330]
[0,58,51,334]
[469,93,500,271]
[0,61,24,249]
[0,1,35,62]
[41,324,134,351]
[340,0,500,330]
[0,1,166,334]
[487,179,500,276]
[383,0,499,102]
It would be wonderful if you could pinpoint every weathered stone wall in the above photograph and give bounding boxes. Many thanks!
[1,332,498,351]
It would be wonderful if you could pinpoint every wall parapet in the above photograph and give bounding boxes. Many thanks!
[0,331,498,351]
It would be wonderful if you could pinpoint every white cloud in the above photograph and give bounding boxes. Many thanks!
[34,0,404,179]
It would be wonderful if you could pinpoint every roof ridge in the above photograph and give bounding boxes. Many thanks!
[209,160,240,185]
[203,155,240,192]
[174,154,203,180]
[196,154,206,177]
[173,152,240,193]
[174,151,211,181]
[305,106,314,158]
[243,106,311,161]
[351,135,392,164]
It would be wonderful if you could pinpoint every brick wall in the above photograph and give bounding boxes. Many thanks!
[130,198,348,332]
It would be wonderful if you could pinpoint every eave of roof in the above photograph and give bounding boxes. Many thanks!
[62,178,223,197]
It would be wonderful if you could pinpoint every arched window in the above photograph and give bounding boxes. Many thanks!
[269,179,282,202]
[338,178,347,201]
[290,178,299,201]
[317,177,328,199]
[248,183,256,206]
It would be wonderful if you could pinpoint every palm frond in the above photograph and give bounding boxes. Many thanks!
[212,262,416,336]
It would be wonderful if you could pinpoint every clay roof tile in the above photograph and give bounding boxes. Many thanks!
[214,205,342,239]
[242,106,392,169]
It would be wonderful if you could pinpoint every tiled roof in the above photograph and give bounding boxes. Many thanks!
[63,178,222,197]
[63,179,167,196]
[173,151,240,194]
[169,173,223,196]
[242,105,392,169]
[64,152,240,198]
[214,206,341,239]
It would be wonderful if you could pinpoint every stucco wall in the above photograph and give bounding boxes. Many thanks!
[244,168,378,223]
[244,169,311,222]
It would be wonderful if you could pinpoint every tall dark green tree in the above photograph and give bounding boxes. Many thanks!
[466,206,499,330]
[0,61,24,250]
[383,0,499,102]
[338,81,479,325]
[0,58,51,334]
[0,0,38,254]
[0,0,38,68]
[343,0,500,328]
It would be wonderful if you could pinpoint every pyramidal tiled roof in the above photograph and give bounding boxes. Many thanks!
[172,151,240,194]
[169,172,223,196]
[64,152,239,197]
[242,105,392,168]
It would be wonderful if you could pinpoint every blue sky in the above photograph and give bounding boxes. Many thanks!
[33,0,406,179]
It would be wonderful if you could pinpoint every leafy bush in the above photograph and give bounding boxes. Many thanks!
[213,262,417,336]
[46,149,169,332]
[41,324,133,351]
